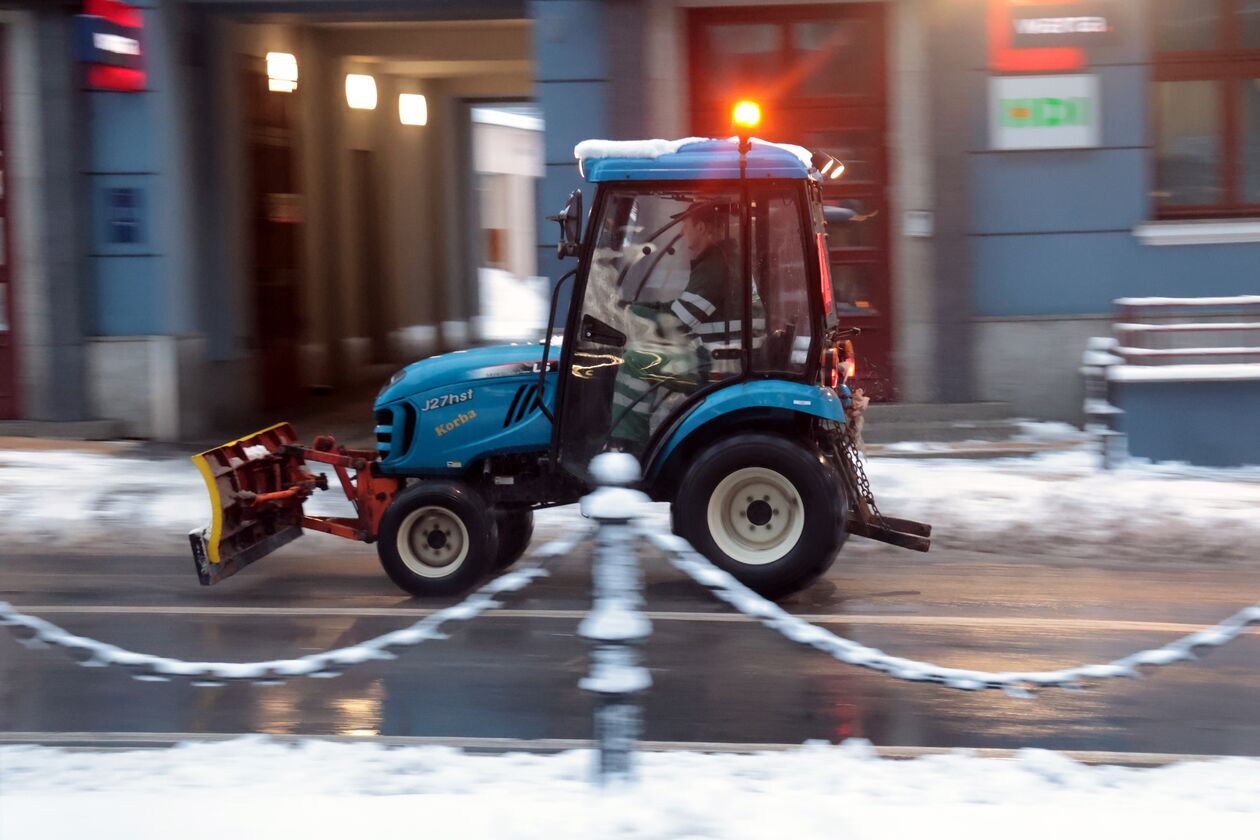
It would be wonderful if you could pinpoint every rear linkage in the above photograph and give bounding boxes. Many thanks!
[819,418,932,553]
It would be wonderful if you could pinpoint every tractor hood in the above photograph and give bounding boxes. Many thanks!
[375,343,553,407]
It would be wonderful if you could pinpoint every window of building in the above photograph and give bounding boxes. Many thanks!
[1153,0,1260,217]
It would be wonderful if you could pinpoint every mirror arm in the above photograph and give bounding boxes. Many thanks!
[537,268,577,423]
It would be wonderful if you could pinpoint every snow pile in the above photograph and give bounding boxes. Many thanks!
[1,738,1257,839]
[2,445,1260,562]
[0,449,354,553]
[861,449,1260,563]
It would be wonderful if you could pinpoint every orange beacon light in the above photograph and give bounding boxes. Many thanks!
[732,100,761,131]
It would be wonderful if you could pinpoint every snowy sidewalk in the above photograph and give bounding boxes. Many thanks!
[1,738,1257,839]
[1,437,1259,563]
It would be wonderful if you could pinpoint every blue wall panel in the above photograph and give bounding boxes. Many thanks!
[533,0,609,269]
[973,233,1260,316]
[972,149,1147,234]
[539,81,610,164]
[93,257,164,336]
[1116,379,1260,467]
[88,91,157,173]
[531,0,609,82]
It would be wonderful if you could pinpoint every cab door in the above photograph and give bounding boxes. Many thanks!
[555,183,746,479]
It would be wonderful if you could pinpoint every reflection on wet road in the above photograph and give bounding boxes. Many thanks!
[2,542,1258,755]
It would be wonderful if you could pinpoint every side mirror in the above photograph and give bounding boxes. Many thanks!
[823,206,856,224]
[547,190,583,259]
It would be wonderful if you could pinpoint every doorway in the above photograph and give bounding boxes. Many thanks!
[688,3,896,400]
[351,149,390,363]
[243,60,304,409]
[470,102,546,343]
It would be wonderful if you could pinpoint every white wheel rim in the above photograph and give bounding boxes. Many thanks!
[706,466,804,566]
[396,506,470,579]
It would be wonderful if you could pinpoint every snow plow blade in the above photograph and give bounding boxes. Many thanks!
[189,423,312,586]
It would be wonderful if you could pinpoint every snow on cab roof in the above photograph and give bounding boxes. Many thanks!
[574,137,816,182]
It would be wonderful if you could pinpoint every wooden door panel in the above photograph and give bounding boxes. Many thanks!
[690,3,896,399]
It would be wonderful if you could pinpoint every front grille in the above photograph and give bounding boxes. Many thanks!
[375,404,417,460]
[374,408,393,457]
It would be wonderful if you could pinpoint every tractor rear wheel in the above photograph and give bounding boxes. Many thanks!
[377,481,497,597]
[491,508,534,570]
[672,434,847,599]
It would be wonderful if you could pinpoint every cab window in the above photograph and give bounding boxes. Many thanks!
[751,186,813,375]
[559,185,744,473]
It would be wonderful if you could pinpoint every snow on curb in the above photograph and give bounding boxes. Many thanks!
[1,738,1257,839]
[862,449,1260,562]
[2,446,1259,562]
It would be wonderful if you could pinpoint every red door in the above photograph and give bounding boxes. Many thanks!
[689,3,896,400]
[0,37,17,420]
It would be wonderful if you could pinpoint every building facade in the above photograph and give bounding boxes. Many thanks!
[1,0,1257,438]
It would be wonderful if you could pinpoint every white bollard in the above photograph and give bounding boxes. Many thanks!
[579,452,653,785]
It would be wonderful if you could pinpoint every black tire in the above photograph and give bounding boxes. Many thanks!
[377,481,497,597]
[491,508,534,570]
[672,433,847,600]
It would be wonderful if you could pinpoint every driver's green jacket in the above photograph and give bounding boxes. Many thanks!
[611,239,761,447]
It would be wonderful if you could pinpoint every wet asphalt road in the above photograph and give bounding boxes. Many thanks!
[2,529,1259,756]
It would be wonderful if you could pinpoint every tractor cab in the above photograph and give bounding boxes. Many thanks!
[189,120,930,603]
[553,138,836,484]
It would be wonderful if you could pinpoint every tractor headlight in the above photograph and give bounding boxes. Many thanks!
[378,368,406,400]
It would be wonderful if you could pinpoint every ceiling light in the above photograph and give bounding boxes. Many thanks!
[266,52,297,93]
[399,93,428,126]
[345,74,377,110]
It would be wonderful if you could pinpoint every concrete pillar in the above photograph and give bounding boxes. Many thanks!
[927,0,983,402]
[889,0,938,404]
[6,8,90,422]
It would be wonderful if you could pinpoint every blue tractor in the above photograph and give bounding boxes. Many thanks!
[189,133,931,601]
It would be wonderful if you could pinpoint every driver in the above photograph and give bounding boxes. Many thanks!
[609,202,741,448]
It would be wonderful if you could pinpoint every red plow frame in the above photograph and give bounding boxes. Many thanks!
[189,423,401,585]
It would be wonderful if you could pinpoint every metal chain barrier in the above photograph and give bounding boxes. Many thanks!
[0,531,589,686]
[644,530,1260,697]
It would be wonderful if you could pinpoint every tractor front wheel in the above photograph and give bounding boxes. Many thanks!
[672,434,847,599]
[377,481,497,597]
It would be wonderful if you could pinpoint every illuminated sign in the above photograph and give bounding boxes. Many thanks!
[1010,2,1117,49]
[75,0,145,92]
[990,74,1099,150]
[989,0,1081,73]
